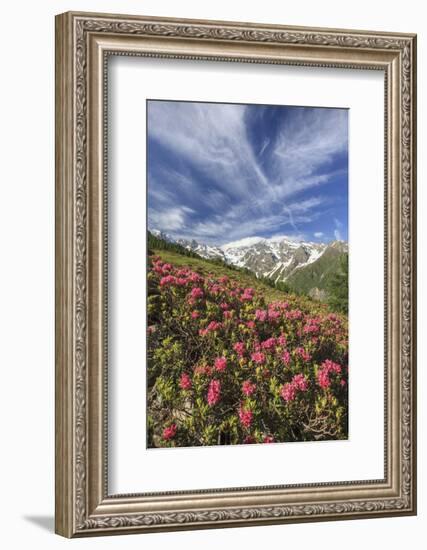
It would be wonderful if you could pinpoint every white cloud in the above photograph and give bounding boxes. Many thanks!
[221,236,264,250]
[148,101,347,244]
[221,233,306,250]
[272,109,348,183]
[285,196,325,214]
[270,233,306,243]
[148,206,193,231]
[259,138,270,155]
[333,218,344,241]
[314,231,324,238]
[148,101,267,200]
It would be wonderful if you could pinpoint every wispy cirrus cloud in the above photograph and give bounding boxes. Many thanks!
[147,101,348,244]
[333,218,344,241]
[148,205,195,232]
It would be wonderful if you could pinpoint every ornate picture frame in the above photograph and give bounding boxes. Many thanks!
[55,11,417,537]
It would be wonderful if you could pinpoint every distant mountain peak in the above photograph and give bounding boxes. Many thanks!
[150,227,347,291]
[220,236,264,250]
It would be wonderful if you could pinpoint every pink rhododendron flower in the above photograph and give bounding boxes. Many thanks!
[160,275,176,287]
[214,356,227,372]
[277,334,287,346]
[317,359,342,389]
[282,350,291,366]
[179,372,192,390]
[317,369,330,388]
[294,347,311,362]
[255,309,268,322]
[292,373,309,391]
[190,287,204,299]
[286,309,303,320]
[303,318,320,334]
[207,379,221,405]
[281,374,309,402]
[188,272,203,283]
[238,406,253,429]
[152,263,163,274]
[323,359,342,373]
[162,424,177,440]
[261,337,276,350]
[281,382,297,402]
[233,342,245,357]
[268,309,281,320]
[242,380,256,396]
[199,321,222,336]
[149,253,349,446]
[251,351,266,365]
[241,287,255,301]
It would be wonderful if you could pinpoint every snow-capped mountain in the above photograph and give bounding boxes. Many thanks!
[150,229,224,260]
[176,239,224,261]
[220,236,328,281]
[149,228,348,284]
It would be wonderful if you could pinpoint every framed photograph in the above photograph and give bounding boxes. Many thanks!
[55,11,417,537]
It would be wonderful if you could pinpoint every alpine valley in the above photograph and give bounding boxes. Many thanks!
[149,229,348,301]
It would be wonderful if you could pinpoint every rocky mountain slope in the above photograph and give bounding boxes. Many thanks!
[149,229,348,297]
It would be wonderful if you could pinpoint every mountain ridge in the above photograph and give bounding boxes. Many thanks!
[149,228,347,288]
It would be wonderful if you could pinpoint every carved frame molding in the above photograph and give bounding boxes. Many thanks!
[55,12,416,537]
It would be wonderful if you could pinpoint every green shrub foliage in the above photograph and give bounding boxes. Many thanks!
[147,254,348,448]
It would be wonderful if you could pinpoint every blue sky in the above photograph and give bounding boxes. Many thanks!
[147,100,348,246]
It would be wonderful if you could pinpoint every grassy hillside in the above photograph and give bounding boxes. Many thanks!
[147,251,349,448]
[286,249,348,296]
[148,230,201,259]
[148,232,348,310]
[151,248,302,304]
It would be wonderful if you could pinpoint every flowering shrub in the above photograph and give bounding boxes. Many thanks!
[147,255,348,448]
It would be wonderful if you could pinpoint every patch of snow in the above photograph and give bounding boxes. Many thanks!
[221,236,264,250]
[151,227,346,287]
